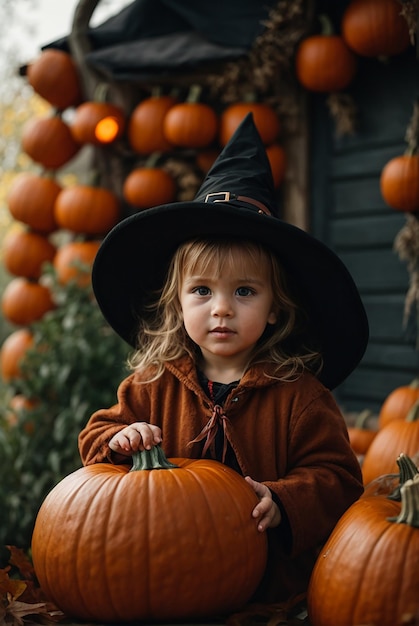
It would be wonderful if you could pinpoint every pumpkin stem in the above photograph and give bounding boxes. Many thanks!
[353,408,374,429]
[388,474,419,527]
[130,445,179,471]
[187,84,203,103]
[318,14,334,37]
[388,453,419,501]
[406,400,419,423]
[93,82,110,103]
[145,152,163,168]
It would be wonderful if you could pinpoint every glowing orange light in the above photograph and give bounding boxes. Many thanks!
[94,116,120,143]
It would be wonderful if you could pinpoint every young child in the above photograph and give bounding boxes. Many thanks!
[79,114,368,603]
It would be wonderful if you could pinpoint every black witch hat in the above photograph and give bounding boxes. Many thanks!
[92,113,368,389]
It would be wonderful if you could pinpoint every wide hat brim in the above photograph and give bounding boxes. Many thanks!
[92,200,369,390]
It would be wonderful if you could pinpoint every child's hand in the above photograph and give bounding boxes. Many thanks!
[109,422,162,456]
[245,476,282,532]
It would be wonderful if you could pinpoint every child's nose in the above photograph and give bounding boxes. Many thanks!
[211,294,233,317]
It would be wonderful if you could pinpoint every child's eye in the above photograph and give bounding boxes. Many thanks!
[236,287,254,297]
[193,286,211,296]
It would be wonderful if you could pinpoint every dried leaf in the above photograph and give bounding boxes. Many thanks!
[4,594,46,626]
[0,568,26,601]
[6,547,35,583]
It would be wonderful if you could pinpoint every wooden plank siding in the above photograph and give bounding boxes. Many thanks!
[309,47,419,413]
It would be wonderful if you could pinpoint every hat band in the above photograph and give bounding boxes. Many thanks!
[204,191,271,216]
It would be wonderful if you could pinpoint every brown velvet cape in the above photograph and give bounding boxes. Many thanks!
[78,356,363,602]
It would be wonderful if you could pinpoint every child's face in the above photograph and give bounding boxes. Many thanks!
[179,249,277,371]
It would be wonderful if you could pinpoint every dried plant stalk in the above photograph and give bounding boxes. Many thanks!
[394,214,419,346]
[326,93,358,137]
[398,0,419,45]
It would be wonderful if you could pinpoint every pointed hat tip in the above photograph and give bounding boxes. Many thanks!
[194,111,277,211]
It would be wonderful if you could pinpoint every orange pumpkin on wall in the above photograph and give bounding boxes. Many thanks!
[0,328,34,382]
[123,167,177,209]
[295,32,357,93]
[219,102,280,147]
[71,102,126,145]
[53,240,101,288]
[21,115,80,170]
[7,173,61,234]
[128,94,178,155]
[380,154,419,212]
[3,229,56,280]
[1,278,55,326]
[54,186,120,235]
[26,48,81,110]
[342,0,411,58]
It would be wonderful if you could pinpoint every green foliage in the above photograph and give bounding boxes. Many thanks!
[0,266,129,553]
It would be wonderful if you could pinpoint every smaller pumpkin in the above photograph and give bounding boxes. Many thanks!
[26,48,81,110]
[71,102,126,145]
[362,401,419,485]
[54,186,120,235]
[7,173,61,234]
[0,328,34,382]
[53,240,101,287]
[219,102,280,147]
[1,277,55,326]
[21,115,80,170]
[2,229,56,280]
[123,167,177,209]
[342,0,411,58]
[307,473,419,626]
[164,85,218,149]
[380,154,419,213]
[346,409,377,457]
[295,22,357,93]
[378,378,419,430]
[128,94,178,155]
[361,452,418,500]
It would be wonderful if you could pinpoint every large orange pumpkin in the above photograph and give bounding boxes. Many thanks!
[32,447,267,623]
[7,173,61,234]
[54,186,120,235]
[342,0,411,58]
[1,278,55,326]
[53,240,101,287]
[219,102,280,147]
[307,474,419,626]
[295,33,357,93]
[128,94,178,155]
[380,154,419,212]
[123,167,177,209]
[71,102,126,145]
[378,378,419,430]
[0,328,34,382]
[362,402,419,485]
[21,115,80,170]
[2,229,56,280]
[26,48,81,110]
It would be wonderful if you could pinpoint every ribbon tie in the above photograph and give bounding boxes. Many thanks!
[188,404,229,462]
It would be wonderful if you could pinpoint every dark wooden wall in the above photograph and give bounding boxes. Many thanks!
[309,44,419,414]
